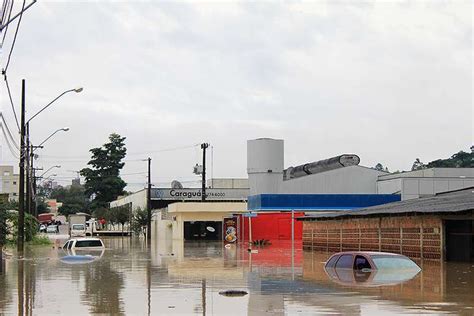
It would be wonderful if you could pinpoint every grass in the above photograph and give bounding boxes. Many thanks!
[4,235,52,246]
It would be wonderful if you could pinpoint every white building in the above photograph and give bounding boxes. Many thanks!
[0,165,19,201]
[247,138,474,200]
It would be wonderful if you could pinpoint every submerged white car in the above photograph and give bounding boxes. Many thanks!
[62,238,105,250]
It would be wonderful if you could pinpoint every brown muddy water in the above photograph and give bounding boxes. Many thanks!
[0,237,473,315]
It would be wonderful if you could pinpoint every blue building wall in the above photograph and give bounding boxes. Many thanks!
[248,194,401,211]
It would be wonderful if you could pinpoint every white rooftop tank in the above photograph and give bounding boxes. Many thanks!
[247,138,284,195]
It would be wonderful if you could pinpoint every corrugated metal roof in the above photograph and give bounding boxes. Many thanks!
[299,187,474,220]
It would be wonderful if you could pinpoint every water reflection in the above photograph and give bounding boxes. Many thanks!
[0,238,473,315]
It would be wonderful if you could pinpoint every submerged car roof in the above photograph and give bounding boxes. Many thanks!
[330,251,406,257]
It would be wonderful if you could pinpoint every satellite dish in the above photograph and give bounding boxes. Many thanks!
[171,180,183,189]
[206,226,215,232]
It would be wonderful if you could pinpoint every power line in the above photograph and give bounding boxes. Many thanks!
[0,112,19,149]
[2,0,24,73]
[0,122,19,158]
[3,75,20,131]
[1,0,14,48]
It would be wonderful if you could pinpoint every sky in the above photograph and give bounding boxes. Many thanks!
[0,1,472,191]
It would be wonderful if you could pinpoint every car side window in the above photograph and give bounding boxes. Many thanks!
[354,255,371,270]
[325,255,340,268]
[63,241,69,249]
[335,254,353,269]
[68,241,74,249]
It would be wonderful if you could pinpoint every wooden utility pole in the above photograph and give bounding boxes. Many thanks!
[18,79,25,252]
[201,143,209,201]
[25,123,30,214]
[146,157,152,241]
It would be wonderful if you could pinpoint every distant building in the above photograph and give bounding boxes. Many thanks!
[0,165,19,202]
[71,177,81,187]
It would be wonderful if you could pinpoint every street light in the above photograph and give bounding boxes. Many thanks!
[39,165,61,178]
[33,127,70,151]
[27,88,83,124]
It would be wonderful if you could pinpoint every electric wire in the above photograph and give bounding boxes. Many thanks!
[2,0,24,73]
[0,0,13,48]
[0,122,19,158]
[0,112,19,149]
[3,74,20,131]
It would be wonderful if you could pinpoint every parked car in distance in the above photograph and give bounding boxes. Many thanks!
[39,224,47,233]
[62,238,105,250]
[325,251,421,271]
[70,223,86,237]
[46,225,59,234]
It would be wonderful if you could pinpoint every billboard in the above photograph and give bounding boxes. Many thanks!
[150,188,249,201]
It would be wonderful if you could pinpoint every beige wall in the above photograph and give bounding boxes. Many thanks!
[163,202,247,240]
[0,166,19,202]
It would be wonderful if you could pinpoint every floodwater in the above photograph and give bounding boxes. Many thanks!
[1,237,473,315]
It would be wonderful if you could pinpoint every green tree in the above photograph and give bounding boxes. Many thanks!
[80,133,127,210]
[411,158,426,171]
[112,206,130,234]
[130,207,154,237]
[427,150,474,168]
[50,185,90,216]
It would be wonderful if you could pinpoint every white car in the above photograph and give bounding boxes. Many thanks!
[46,225,59,234]
[62,238,105,250]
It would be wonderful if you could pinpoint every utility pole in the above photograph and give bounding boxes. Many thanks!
[201,143,209,201]
[18,79,25,252]
[25,123,30,215]
[30,145,36,216]
[146,157,152,242]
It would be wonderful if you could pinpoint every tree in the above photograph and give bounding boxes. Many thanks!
[80,133,127,210]
[426,150,474,168]
[110,206,130,234]
[374,163,388,172]
[131,207,154,237]
[411,158,426,171]
[50,185,90,216]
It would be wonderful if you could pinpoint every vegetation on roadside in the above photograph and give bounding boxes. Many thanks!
[50,185,90,216]
[130,207,154,237]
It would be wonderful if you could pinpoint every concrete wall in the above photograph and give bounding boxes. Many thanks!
[377,168,474,200]
[167,202,247,240]
[207,178,249,189]
[302,215,443,260]
[281,166,385,194]
[109,189,147,211]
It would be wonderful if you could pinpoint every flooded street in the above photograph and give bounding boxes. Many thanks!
[1,237,473,315]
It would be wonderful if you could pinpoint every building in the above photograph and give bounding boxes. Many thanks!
[247,138,474,200]
[299,188,474,262]
[0,165,19,202]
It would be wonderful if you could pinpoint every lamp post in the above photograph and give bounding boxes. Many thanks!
[33,128,69,151]
[17,82,83,252]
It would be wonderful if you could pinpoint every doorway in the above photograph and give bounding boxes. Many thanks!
[445,220,474,262]
[184,221,222,241]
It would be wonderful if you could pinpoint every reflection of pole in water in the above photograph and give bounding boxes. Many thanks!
[17,260,24,316]
[291,210,295,281]
[147,256,151,316]
[201,279,206,316]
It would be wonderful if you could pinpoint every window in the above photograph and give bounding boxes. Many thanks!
[13,181,16,185]
[3,171,10,176]
[325,255,340,268]
[72,224,85,230]
[63,241,70,249]
[75,240,103,248]
[335,254,353,269]
[371,255,420,269]
[354,255,371,270]
[68,241,73,249]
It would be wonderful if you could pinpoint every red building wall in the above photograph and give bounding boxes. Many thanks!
[238,212,304,242]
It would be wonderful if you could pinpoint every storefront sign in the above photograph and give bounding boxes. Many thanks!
[223,217,238,244]
[151,188,248,201]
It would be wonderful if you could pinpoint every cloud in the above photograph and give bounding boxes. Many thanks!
[0,1,471,188]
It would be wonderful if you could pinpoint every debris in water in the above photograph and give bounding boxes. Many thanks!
[219,290,248,297]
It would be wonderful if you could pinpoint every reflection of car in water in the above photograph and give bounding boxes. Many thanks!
[60,248,105,265]
[324,251,421,287]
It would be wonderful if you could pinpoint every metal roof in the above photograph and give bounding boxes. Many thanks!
[298,187,474,220]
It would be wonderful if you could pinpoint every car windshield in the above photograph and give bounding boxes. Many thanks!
[370,255,420,269]
[72,224,85,230]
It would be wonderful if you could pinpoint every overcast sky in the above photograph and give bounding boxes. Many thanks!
[0,1,472,191]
